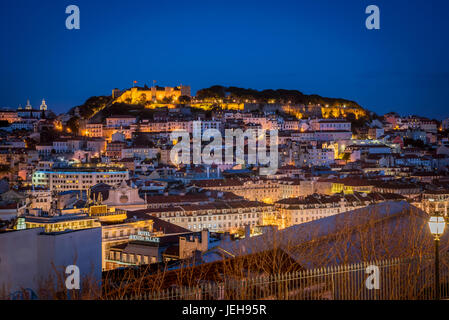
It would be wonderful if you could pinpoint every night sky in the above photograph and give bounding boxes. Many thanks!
[1,0,448,118]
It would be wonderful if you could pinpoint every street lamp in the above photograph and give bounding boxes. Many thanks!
[428,214,446,300]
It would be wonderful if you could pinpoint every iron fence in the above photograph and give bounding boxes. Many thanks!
[110,254,449,300]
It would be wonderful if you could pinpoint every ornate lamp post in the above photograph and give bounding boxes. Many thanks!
[428,214,446,300]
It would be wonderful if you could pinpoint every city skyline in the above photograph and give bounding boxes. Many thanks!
[3,0,449,304]
[1,0,449,118]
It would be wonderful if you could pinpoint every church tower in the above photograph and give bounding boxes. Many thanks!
[25,99,32,110]
[40,99,48,111]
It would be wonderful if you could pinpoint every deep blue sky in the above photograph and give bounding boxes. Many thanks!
[1,0,448,118]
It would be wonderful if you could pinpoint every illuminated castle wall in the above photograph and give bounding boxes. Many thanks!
[115,85,191,104]
[282,104,366,120]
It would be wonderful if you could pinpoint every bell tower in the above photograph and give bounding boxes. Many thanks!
[40,99,48,111]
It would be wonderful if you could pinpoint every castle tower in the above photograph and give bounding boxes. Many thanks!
[40,99,47,111]
[112,88,121,99]
[25,99,32,110]
[180,85,191,97]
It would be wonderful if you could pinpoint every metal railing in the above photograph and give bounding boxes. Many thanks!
[109,253,449,300]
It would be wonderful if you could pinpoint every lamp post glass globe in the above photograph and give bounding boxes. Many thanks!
[429,215,446,300]
[429,216,446,238]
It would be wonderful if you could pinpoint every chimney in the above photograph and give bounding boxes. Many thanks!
[245,225,251,239]
[179,236,186,259]
[193,250,202,264]
[201,229,209,251]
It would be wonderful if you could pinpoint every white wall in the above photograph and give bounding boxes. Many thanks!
[0,227,101,297]
[0,228,40,296]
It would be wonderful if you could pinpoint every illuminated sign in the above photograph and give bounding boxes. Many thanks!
[129,230,160,243]
[16,218,26,230]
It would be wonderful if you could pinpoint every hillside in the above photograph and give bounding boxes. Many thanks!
[197,86,363,109]
[69,95,114,120]
[67,85,368,123]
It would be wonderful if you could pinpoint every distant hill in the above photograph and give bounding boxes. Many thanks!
[197,85,363,109]
[67,85,368,123]
[68,95,113,120]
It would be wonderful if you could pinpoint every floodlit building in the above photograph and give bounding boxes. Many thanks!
[90,180,147,211]
[134,200,273,233]
[32,166,129,191]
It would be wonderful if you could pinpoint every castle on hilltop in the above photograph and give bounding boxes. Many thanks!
[113,84,191,104]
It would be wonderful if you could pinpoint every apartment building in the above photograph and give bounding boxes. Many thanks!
[32,167,129,191]
[0,110,20,123]
[371,181,421,197]
[106,229,208,269]
[106,116,137,128]
[24,214,100,233]
[310,119,351,132]
[192,178,315,203]
[106,141,127,159]
[102,216,154,270]
[121,146,159,160]
[134,200,274,233]
[413,189,449,216]
[52,138,84,154]
[304,146,335,167]
[275,192,405,228]
[86,123,103,137]
[192,178,281,203]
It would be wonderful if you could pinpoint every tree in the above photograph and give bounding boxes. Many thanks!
[178,96,191,104]
[162,96,173,104]
[67,116,80,134]
[25,137,36,149]
[139,94,147,104]
[196,85,226,100]
[403,138,426,149]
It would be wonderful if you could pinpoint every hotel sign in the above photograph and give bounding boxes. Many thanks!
[129,230,160,243]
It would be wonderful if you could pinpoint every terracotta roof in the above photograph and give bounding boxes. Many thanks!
[127,212,190,234]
